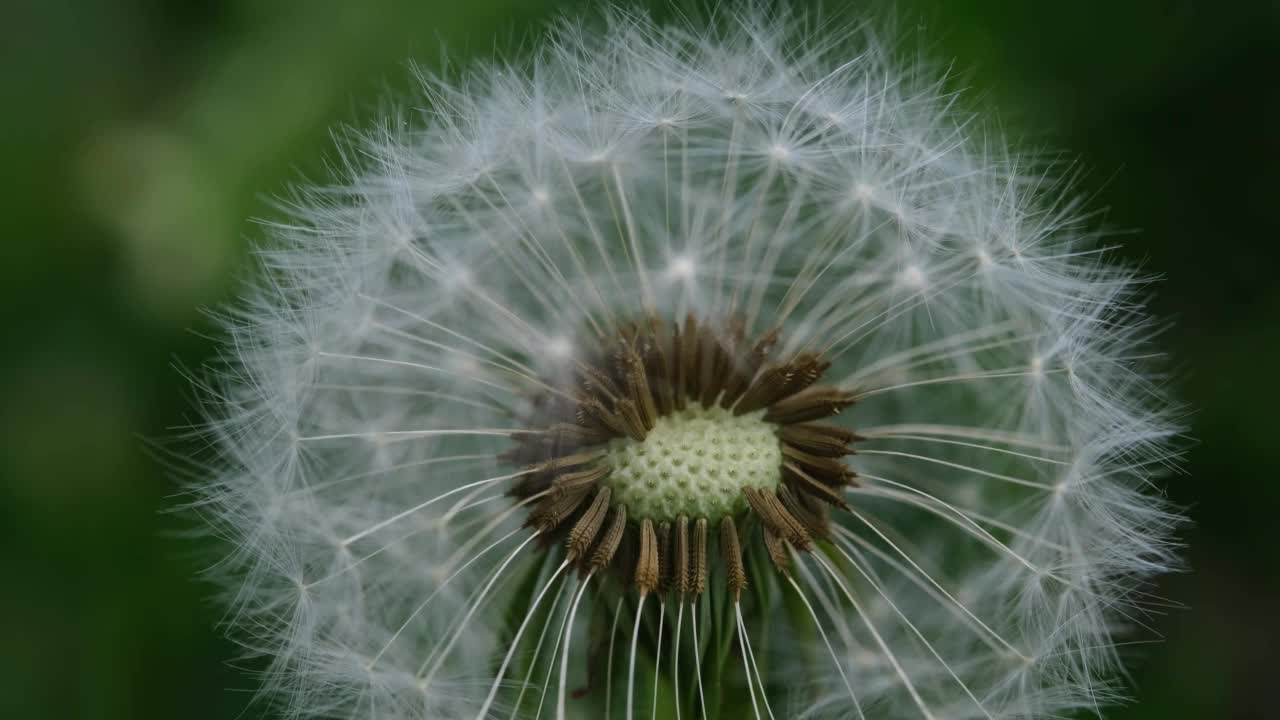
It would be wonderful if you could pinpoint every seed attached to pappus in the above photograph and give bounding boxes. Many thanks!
[507,314,858,598]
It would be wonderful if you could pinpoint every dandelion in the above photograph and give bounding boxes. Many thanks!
[188,4,1183,719]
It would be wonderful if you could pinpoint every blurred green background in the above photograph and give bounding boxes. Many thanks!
[2,0,1276,718]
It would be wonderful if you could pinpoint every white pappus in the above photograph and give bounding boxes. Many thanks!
[185,4,1184,719]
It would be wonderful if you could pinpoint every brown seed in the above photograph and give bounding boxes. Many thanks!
[645,316,675,415]
[720,517,747,600]
[778,353,829,400]
[764,386,855,425]
[529,490,590,532]
[698,325,730,407]
[550,465,609,499]
[743,487,812,550]
[538,422,612,449]
[781,444,856,486]
[721,326,778,408]
[671,322,687,411]
[622,346,657,431]
[732,363,793,414]
[566,487,612,561]
[762,525,791,576]
[531,449,608,474]
[578,398,629,438]
[681,313,702,401]
[750,327,781,359]
[614,399,648,441]
[507,469,553,499]
[778,483,832,540]
[588,505,627,573]
[498,444,543,468]
[575,363,622,405]
[635,518,660,595]
[690,517,708,596]
[674,516,691,596]
[656,521,673,594]
[777,424,857,457]
[783,462,851,510]
[613,519,638,585]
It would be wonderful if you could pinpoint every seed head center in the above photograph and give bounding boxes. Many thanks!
[602,405,782,522]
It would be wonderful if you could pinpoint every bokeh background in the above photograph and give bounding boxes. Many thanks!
[2,1,1276,718]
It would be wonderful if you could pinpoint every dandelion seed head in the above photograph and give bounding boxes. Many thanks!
[186,4,1184,719]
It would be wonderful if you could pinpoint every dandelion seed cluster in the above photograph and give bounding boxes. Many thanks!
[602,405,784,522]
[190,5,1183,719]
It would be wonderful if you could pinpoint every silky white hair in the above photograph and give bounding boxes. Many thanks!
[186,4,1183,719]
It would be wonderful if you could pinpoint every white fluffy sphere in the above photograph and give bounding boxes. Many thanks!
[189,5,1182,719]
